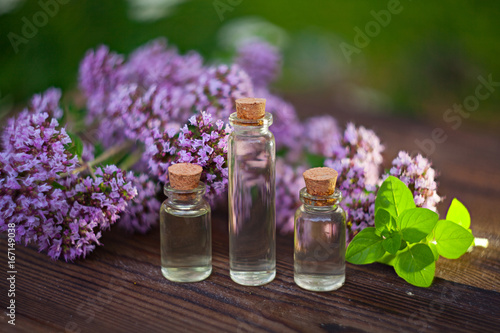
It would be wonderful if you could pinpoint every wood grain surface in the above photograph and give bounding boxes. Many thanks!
[1,101,499,332]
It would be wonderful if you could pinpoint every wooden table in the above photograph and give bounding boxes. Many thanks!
[1,102,499,332]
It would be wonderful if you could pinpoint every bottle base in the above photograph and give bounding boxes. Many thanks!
[294,274,345,292]
[161,266,212,282]
[230,270,276,286]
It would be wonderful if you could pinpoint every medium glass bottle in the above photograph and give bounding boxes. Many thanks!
[160,163,212,283]
[294,167,346,291]
[228,98,276,286]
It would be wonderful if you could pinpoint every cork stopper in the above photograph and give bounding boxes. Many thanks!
[236,98,266,120]
[168,163,203,190]
[303,167,338,196]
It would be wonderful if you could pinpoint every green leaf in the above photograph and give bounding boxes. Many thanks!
[394,243,435,287]
[276,147,289,158]
[346,228,386,264]
[67,132,84,158]
[51,181,67,190]
[428,242,439,261]
[434,220,474,259]
[425,229,435,242]
[398,208,439,243]
[399,239,408,250]
[446,198,471,229]
[305,153,326,168]
[382,230,402,255]
[94,142,105,158]
[377,253,397,266]
[375,176,416,218]
[375,208,393,233]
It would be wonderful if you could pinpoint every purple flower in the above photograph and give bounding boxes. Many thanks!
[256,89,302,152]
[329,123,384,186]
[37,167,138,261]
[386,151,443,211]
[275,158,306,234]
[325,158,376,242]
[143,126,177,180]
[172,112,232,198]
[1,90,78,179]
[81,141,95,163]
[105,83,187,143]
[2,88,64,150]
[79,39,204,146]
[28,88,63,119]
[121,38,204,87]
[117,173,161,234]
[79,45,124,118]
[190,64,254,119]
[0,91,137,261]
[144,111,231,199]
[303,115,341,157]
[236,39,282,88]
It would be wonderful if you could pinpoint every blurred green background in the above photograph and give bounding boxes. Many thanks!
[1,0,499,129]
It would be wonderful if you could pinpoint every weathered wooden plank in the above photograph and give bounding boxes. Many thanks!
[1,227,499,333]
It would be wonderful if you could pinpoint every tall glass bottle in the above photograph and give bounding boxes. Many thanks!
[160,163,211,283]
[294,167,346,291]
[228,98,276,286]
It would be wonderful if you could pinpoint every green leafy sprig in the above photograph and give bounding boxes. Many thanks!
[346,176,474,287]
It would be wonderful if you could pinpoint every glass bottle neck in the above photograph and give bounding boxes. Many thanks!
[229,112,273,135]
[164,182,206,206]
[299,188,342,212]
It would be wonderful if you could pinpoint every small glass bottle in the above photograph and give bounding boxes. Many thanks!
[160,163,212,282]
[228,98,276,286]
[294,167,346,291]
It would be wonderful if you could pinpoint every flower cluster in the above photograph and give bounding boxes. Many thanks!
[275,158,306,234]
[190,64,254,120]
[303,115,341,157]
[387,151,443,211]
[79,38,253,147]
[105,83,186,143]
[1,89,76,250]
[0,89,137,261]
[118,173,161,234]
[236,39,282,88]
[1,88,78,183]
[78,45,124,118]
[325,159,376,241]
[39,167,136,261]
[143,111,231,198]
[256,89,302,151]
[121,38,203,88]
[173,112,232,198]
[329,123,384,186]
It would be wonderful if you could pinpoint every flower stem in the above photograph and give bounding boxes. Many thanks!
[67,141,134,176]
[474,237,489,248]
